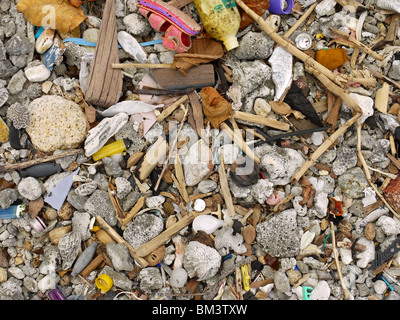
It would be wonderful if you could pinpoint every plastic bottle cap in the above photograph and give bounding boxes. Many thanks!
[295,33,312,50]
[95,274,113,293]
[269,0,294,14]
[223,36,239,51]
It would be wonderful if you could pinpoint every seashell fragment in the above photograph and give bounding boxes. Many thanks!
[35,28,55,54]
[192,215,224,234]
[58,231,82,270]
[49,225,72,245]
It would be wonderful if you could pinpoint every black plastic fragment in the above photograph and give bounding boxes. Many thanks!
[371,237,400,270]
[20,162,62,178]
[284,82,323,126]
[9,123,23,150]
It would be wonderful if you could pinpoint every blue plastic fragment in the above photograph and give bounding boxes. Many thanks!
[62,37,162,48]
[35,26,44,39]
[44,168,80,210]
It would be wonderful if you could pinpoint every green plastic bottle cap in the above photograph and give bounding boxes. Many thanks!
[223,36,239,51]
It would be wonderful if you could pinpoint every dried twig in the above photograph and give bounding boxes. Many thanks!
[330,222,350,299]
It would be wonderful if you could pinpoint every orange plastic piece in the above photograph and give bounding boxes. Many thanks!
[329,196,343,216]
[69,0,96,8]
[315,48,347,70]
[238,0,270,30]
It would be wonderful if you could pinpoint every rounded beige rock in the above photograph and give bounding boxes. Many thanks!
[26,95,87,153]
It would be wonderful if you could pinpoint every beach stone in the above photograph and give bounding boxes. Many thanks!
[123,13,152,37]
[183,241,221,281]
[332,147,357,176]
[6,102,30,129]
[123,213,164,248]
[259,145,305,186]
[24,62,51,82]
[250,179,274,204]
[274,271,291,293]
[115,177,132,199]
[4,34,33,55]
[183,140,213,187]
[0,188,18,209]
[256,208,300,257]
[17,177,42,201]
[26,95,87,153]
[338,167,369,198]
[197,180,217,193]
[106,242,134,272]
[137,267,163,293]
[84,189,118,227]
[376,0,400,13]
[253,98,271,117]
[310,280,331,300]
[7,70,26,95]
[389,60,400,81]
[0,60,18,79]
[268,46,293,101]
[100,265,133,291]
[234,31,274,60]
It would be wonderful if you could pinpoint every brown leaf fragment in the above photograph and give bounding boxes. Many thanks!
[17,0,86,34]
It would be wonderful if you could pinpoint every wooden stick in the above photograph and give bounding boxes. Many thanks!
[284,2,318,38]
[0,149,84,173]
[95,215,149,267]
[235,0,346,86]
[154,106,188,190]
[80,253,105,278]
[174,154,189,204]
[330,221,350,299]
[134,209,211,257]
[218,153,236,217]
[112,63,174,69]
[356,122,400,220]
[385,13,400,42]
[174,53,222,60]
[232,110,290,131]
[138,136,169,181]
[329,28,384,61]
[156,95,189,122]
[220,122,260,164]
[118,196,146,227]
[293,113,361,181]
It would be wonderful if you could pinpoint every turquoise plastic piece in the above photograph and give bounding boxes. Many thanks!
[303,286,313,300]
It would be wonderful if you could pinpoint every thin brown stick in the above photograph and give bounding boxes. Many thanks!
[329,28,384,61]
[0,149,84,173]
[154,106,188,190]
[356,121,400,219]
[330,221,350,299]
[112,63,174,69]
[284,2,318,38]
[235,0,346,86]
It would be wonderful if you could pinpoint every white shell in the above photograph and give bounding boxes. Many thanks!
[193,199,206,212]
[192,215,224,234]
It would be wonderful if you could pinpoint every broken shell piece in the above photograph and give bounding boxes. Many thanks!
[268,46,293,101]
[36,28,55,54]
[230,156,260,187]
[169,267,188,288]
[192,215,224,234]
[48,226,72,245]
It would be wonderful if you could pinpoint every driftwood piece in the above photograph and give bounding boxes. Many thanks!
[330,222,350,299]
[375,82,390,114]
[149,64,215,89]
[0,149,83,173]
[137,136,169,181]
[80,253,105,278]
[386,13,400,42]
[134,209,211,257]
[220,122,260,164]
[84,0,122,107]
[218,153,235,217]
[157,95,189,122]
[232,110,290,131]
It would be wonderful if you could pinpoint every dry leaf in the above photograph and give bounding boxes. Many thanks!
[17,0,86,34]
[200,86,232,128]
[172,38,224,74]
